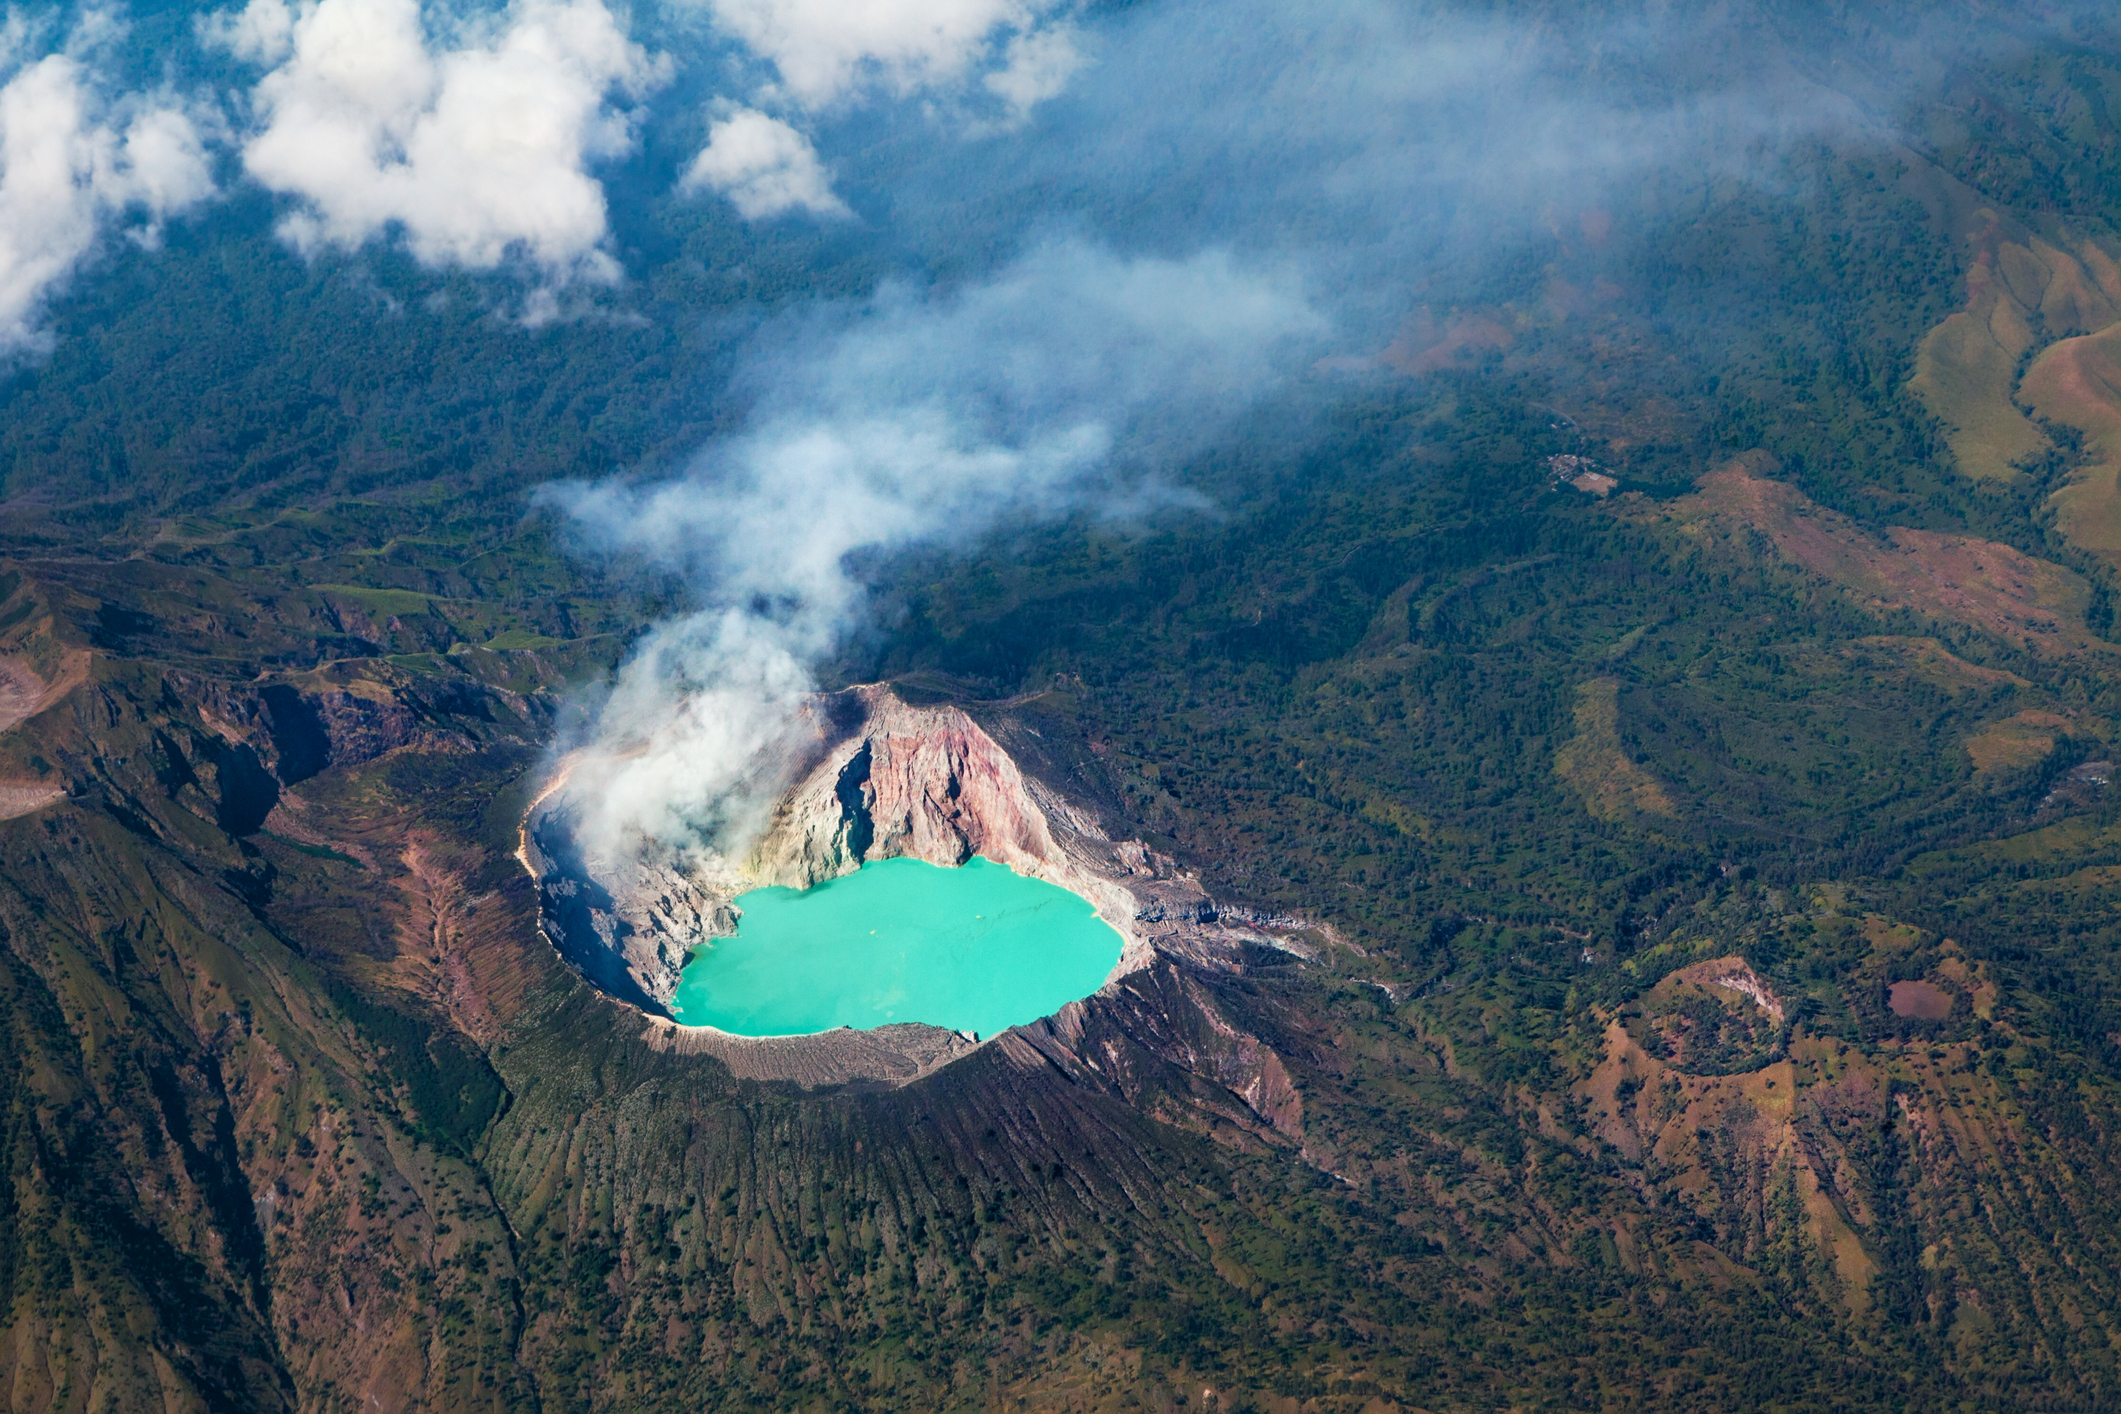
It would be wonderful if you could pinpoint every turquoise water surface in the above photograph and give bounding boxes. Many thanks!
[670,856,1123,1037]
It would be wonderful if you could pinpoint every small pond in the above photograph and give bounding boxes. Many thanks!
[670,856,1123,1038]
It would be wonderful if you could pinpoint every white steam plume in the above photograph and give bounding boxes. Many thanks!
[210,0,659,292]
[0,53,213,355]
[548,239,1322,859]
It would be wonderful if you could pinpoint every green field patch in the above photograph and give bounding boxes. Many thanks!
[1912,816,2121,872]
[478,629,564,651]
[261,831,367,868]
[310,584,442,617]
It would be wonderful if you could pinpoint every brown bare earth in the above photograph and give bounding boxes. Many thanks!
[1963,710,2073,774]
[1626,958,1786,1072]
[1667,956,1787,1022]
[1579,958,1880,1316]
[0,784,63,820]
[1888,980,1956,1020]
[0,659,41,734]
[1376,307,1516,374]
[1651,459,2100,655]
[0,650,84,734]
[641,1014,981,1087]
[391,838,510,1046]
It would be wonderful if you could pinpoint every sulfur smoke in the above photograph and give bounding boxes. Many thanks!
[546,239,1323,862]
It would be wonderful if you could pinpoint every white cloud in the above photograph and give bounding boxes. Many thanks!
[981,25,1079,119]
[118,106,220,220]
[0,54,213,355]
[219,0,659,286]
[703,0,1074,111]
[680,107,846,219]
[676,0,1082,218]
[197,0,294,64]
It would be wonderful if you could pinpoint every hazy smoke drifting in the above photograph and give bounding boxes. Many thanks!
[547,239,1321,859]
[862,0,1896,335]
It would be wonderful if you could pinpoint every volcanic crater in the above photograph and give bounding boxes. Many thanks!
[526,685,1305,1086]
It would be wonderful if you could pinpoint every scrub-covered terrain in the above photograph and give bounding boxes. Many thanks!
[9,0,2121,1410]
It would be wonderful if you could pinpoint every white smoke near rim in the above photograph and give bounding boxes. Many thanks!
[0,50,214,356]
[206,0,661,294]
[545,238,1323,861]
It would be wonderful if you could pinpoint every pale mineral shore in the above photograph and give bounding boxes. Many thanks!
[521,684,1304,1087]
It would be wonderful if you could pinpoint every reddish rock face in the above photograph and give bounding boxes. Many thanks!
[751,686,1062,888]
[869,706,1059,866]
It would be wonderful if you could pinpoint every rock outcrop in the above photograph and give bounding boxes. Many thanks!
[750,689,1059,884]
[528,685,1303,1081]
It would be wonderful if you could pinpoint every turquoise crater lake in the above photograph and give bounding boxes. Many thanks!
[670,856,1124,1038]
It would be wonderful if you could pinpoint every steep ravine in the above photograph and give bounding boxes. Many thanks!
[525,685,1307,1085]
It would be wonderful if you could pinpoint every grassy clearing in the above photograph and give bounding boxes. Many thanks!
[309,584,440,617]
[2026,322,2121,561]
[1963,710,2072,774]
[1553,676,1677,822]
[1905,232,2121,482]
